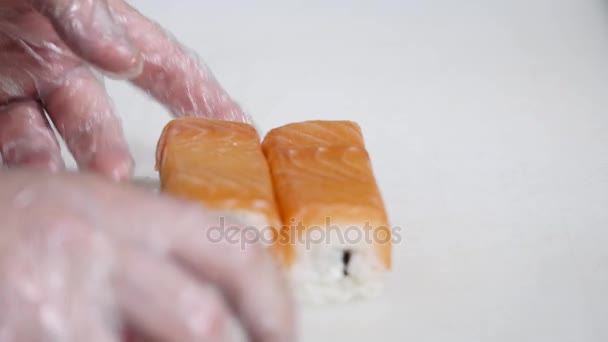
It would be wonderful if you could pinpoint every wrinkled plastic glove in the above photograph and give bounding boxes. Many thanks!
[0,170,295,342]
[0,0,250,180]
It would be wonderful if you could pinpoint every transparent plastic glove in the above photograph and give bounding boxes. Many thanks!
[0,0,250,180]
[0,170,295,342]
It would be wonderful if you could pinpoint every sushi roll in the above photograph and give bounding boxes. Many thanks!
[262,121,391,304]
[156,118,281,242]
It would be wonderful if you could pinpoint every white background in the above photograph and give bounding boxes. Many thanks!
[94,0,608,341]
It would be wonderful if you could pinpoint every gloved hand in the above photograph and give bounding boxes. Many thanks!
[0,0,250,180]
[0,170,295,342]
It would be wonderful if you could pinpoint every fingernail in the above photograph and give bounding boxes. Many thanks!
[103,53,144,80]
[110,157,134,182]
[100,30,144,79]
[91,1,144,78]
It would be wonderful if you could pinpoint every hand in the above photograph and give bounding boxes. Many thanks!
[0,0,250,180]
[0,171,295,342]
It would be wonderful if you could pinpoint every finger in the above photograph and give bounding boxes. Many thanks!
[108,0,251,123]
[0,101,64,171]
[42,177,297,342]
[43,67,133,181]
[31,0,143,78]
[170,212,297,342]
[113,247,231,342]
[0,215,119,342]
[0,278,120,342]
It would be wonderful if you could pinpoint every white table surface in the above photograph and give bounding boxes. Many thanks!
[86,0,608,341]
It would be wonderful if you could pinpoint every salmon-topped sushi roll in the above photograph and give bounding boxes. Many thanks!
[263,121,391,304]
[156,118,281,240]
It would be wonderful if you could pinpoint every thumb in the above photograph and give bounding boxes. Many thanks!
[32,0,143,78]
